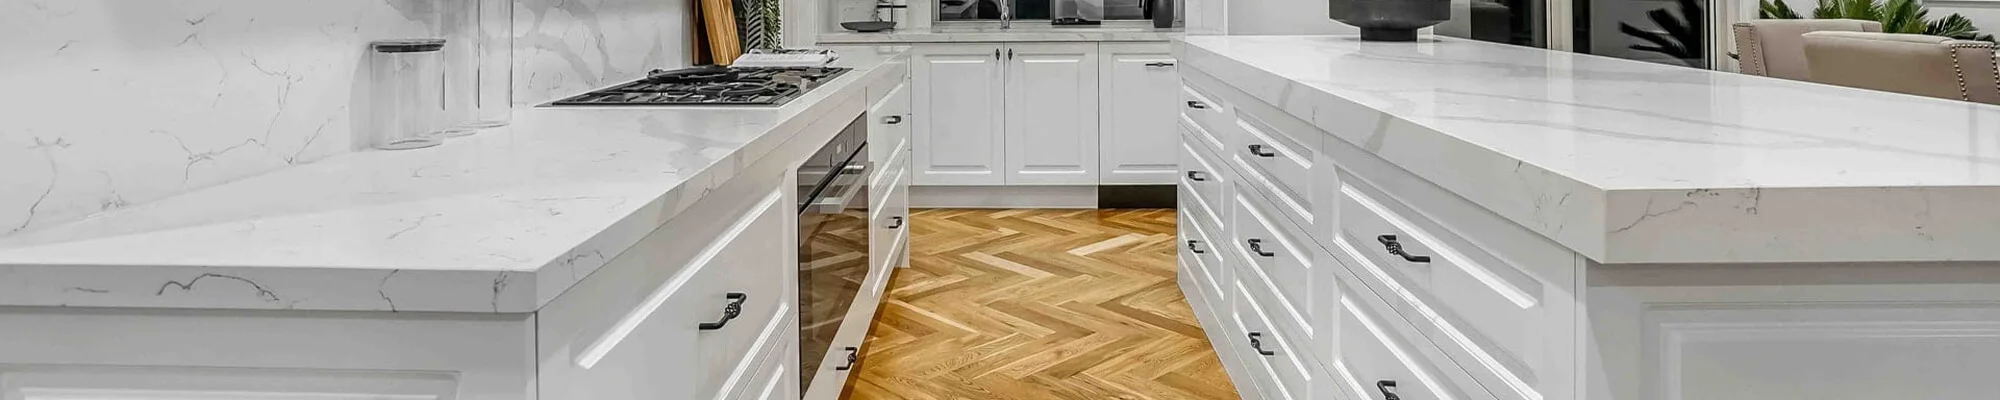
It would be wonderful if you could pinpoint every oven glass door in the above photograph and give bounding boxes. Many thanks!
[798,141,870,392]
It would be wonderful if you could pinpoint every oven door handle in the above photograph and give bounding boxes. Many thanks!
[809,159,870,214]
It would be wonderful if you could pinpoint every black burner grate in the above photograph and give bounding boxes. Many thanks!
[549,66,853,106]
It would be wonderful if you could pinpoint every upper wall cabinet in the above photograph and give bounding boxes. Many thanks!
[1004,43,1101,186]
[1099,43,1179,185]
[913,44,1008,186]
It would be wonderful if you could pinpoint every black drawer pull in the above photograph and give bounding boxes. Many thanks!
[1186,100,1208,109]
[1187,239,1207,254]
[1246,239,1276,257]
[1377,380,1400,400]
[883,115,904,124]
[1186,170,1208,181]
[1247,332,1276,356]
[1247,144,1277,158]
[835,347,859,370]
[887,216,905,229]
[696,293,748,330]
[1375,235,1432,263]
[1145,62,1177,68]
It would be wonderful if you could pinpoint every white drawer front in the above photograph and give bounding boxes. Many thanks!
[693,194,796,400]
[1181,83,1232,155]
[1180,128,1229,231]
[1179,202,1228,307]
[1336,180,1550,400]
[1336,279,1483,400]
[1230,276,1326,400]
[1229,112,1317,229]
[1229,187,1322,344]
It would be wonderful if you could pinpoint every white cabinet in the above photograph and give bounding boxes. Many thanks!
[1004,43,1100,185]
[913,45,1006,186]
[1099,43,1180,185]
[913,42,1174,188]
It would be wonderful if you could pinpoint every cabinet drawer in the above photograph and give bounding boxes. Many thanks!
[870,156,911,276]
[1228,185,1327,349]
[1335,277,1482,400]
[1181,83,1232,154]
[1228,112,1317,229]
[1229,276,1326,400]
[693,198,796,400]
[1178,201,1228,308]
[1180,127,1228,231]
[728,318,800,400]
[1334,179,1551,400]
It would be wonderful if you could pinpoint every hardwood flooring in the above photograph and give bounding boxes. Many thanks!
[849,209,1240,400]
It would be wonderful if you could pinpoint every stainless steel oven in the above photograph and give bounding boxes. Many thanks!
[797,116,870,392]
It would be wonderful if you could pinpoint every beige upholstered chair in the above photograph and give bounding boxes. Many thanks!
[1734,19,1883,80]
[1802,31,2000,105]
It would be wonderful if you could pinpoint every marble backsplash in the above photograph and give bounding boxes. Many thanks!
[513,0,692,105]
[0,0,691,238]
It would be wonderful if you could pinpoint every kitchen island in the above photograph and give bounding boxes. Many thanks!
[0,46,911,400]
[1172,35,2000,400]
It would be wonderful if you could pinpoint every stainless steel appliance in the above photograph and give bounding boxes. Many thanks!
[797,116,871,392]
[549,65,852,106]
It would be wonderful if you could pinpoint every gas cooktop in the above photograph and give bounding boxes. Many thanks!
[549,65,853,106]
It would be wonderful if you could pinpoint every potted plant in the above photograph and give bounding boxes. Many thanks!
[1758,0,1991,41]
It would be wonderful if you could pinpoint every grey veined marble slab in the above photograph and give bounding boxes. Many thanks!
[1178,35,2000,264]
[0,46,910,313]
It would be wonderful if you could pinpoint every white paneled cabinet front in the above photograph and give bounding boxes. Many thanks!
[911,42,1176,187]
[913,44,1006,186]
[1003,43,1100,185]
[1099,43,1180,185]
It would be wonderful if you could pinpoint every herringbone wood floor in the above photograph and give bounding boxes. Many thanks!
[848,209,1240,400]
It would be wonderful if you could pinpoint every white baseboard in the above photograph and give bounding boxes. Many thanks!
[909,185,1098,208]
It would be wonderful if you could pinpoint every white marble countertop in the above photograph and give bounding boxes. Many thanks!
[0,46,910,312]
[819,25,1179,43]
[1178,35,2000,264]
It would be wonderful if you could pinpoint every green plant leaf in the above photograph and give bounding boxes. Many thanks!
[1761,0,1803,19]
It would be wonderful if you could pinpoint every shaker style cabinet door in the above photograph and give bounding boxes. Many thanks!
[1099,43,1179,185]
[1002,43,1101,185]
[912,44,1007,186]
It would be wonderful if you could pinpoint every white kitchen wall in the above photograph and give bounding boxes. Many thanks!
[0,0,690,238]
[514,0,692,104]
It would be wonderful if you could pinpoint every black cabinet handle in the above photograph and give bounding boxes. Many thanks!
[1186,171,1207,181]
[1145,62,1177,67]
[835,347,859,370]
[1377,380,1400,400]
[696,293,748,330]
[1375,235,1432,263]
[1247,332,1276,356]
[1186,100,1208,109]
[1007,49,1014,59]
[887,216,905,229]
[1246,239,1275,257]
[1186,239,1207,254]
[883,115,903,124]
[1247,144,1277,158]
[994,49,1000,59]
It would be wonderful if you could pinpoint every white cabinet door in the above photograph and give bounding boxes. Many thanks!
[1099,43,1179,185]
[1003,43,1100,186]
[913,44,1006,186]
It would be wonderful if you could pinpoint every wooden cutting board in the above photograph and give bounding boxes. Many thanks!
[700,0,741,65]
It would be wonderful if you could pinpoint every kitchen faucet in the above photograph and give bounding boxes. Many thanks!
[999,0,1012,29]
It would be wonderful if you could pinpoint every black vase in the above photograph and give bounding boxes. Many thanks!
[1151,0,1177,28]
[1329,0,1450,41]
